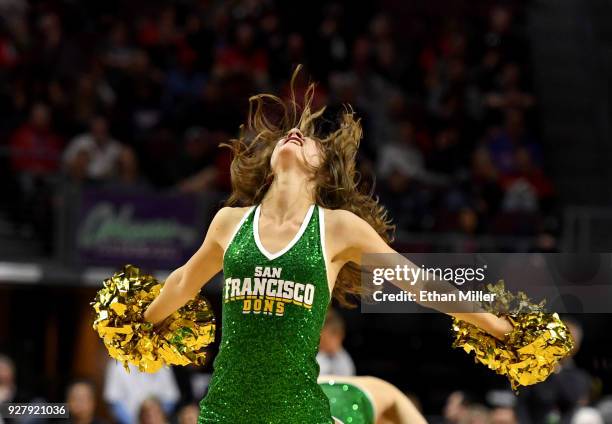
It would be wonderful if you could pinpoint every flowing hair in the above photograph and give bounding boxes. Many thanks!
[222,66,395,307]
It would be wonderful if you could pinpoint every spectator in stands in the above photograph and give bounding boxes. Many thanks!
[122,50,163,137]
[377,119,436,231]
[63,116,123,181]
[460,405,490,424]
[485,389,518,424]
[311,3,349,78]
[490,407,518,424]
[571,407,604,424]
[443,391,473,424]
[483,5,528,63]
[427,126,464,176]
[176,403,199,424]
[596,396,612,424]
[8,102,61,249]
[426,56,476,127]
[530,231,559,252]
[0,354,17,404]
[468,147,503,219]
[483,62,535,119]
[183,12,215,73]
[65,378,107,424]
[317,309,355,377]
[47,79,75,135]
[175,127,219,193]
[106,146,150,191]
[214,22,269,85]
[502,178,538,212]
[32,12,79,81]
[377,119,426,183]
[457,207,480,242]
[64,148,91,184]
[71,73,115,131]
[103,361,179,424]
[103,22,138,72]
[137,397,168,424]
[501,146,554,211]
[486,109,541,177]
[161,48,206,114]
[9,102,63,177]
[0,21,19,70]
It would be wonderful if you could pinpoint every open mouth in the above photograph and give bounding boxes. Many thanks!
[283,135,303,146]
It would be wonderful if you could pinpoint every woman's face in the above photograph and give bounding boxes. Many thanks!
[270,127,323,174]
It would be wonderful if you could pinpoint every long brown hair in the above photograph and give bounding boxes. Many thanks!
[222,66,395,307]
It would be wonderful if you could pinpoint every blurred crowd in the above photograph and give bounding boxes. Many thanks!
[0,0,558,255]
[0,313,610,424]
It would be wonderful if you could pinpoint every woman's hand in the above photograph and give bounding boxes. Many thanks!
[490,316,513,341]
[451,312,513,341]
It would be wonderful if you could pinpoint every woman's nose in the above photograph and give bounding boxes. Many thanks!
[287,128,303,138]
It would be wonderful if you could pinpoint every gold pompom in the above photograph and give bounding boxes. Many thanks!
[91,265,215,373]
[452,281,574,391]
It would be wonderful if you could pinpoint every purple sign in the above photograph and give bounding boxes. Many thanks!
[76,189,203,268]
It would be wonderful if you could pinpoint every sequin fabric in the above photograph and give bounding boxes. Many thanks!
[319,381,375,424]
[199,205,334,423]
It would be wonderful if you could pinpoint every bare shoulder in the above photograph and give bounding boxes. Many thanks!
[209,206,254,239]
[321,207,391,259]
[212,206,252,228]
[321,208,369,235]
[215,206,253,223]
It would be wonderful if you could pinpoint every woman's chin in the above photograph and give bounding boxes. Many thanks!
[272,154,308,173]
[275,147,301,162]
[279,142,301,153]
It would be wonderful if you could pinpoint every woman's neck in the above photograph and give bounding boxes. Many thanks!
[261,169,314,223]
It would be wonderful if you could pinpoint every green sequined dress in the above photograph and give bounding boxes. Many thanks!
[198,204,335,423]
[319,380,376,424]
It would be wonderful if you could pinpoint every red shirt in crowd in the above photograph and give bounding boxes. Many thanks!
[215,47,268,75]
[9,124,63,175]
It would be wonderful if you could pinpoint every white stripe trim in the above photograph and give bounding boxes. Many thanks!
[223,206,256,260]
[253,204,315,261]
[332,418,344,424]
[318,206,333,298]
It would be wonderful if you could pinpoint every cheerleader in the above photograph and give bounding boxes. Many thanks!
[143,68,512,423]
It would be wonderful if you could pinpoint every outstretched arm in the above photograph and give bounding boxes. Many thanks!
[143,207,236,325]
[331,210,512,340]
